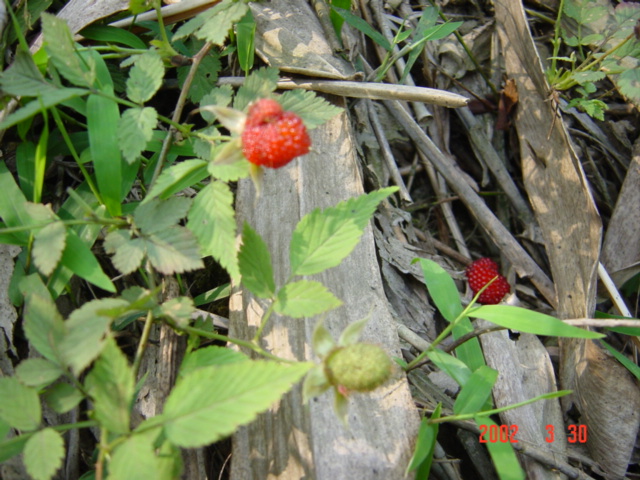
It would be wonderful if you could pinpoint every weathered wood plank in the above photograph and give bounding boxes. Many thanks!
[229,100,420,479]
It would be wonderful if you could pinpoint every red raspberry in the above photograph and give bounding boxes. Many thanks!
[465,258,510,305]
[241,99,311,169]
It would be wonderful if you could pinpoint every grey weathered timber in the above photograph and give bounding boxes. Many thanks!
[229,101,420,479]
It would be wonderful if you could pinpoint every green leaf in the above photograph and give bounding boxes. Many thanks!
[145,226,204,275]
[15,358,63,389]
[24,428,64,480]
[0,162,32,244]
[194,1,248,45]
[476,417,525,480]
[417,258,463,322]
[0,48,57,96]
[453,365,498,415]
[177,48,221,103]
[405,404,441,477]
[273,280,342,318]
[618,68,640,103]
[104,230,145,275]
[158,297,195,327]
[290,188,397,276]
[41,13,95,87]
[0,87,89,132]
[134,197,192,234]
[331,6,391,50]
[468,305,605,338]
[85,337,135,434]
[451,316,486,372]
[0,377,41,431]
[61,298,128,375]
[163,361,312,447]
[180,346,248,378]
[60,229,116,292]
[43,383,85,414]
[188,181,239,280]
[87,94,122,216]
[208,153,250,181]
[279,90,344,129]
[33,221,66,276]
[126,51,164,104]
[145,158,208,201]
[118,107,158,164]
[236,9,256,73]
[238,222,276,299]
[233,66,279,111]
[602,340,640,381]
[426,348,472,387]
[23,290,65,365]
[80,25,147,49]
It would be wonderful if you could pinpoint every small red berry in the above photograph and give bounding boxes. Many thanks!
[241,99,311,169]
[465,258,510,305]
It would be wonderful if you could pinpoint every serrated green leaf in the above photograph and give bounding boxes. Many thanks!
[85,337,134,434]
[619,68,640,103]
[453,365,498,415]
[406,404,441,477]
[468,305,605,338]
[187,181,239,280]
[289,189,396,277]
[476,417,525,480]
[145,226,204,275]
[177,49,221,103]
[199,85,234,123]
[0,433,29,463]
[61,298,128,375]
[158,297,195,327]
[426,348,472,387]
[145,159,208,201]
[417,258,463,323]
[108,428,181,480]
[194,1,248,45]
[15,358,63,389]
[23,290,65,365]
[233,66,280,111]
[163,361,311,447]
[0,48,57,97]
[126,51,164,104]
[180,346,248,379]
[208,153,250,181]
[60,229,116,292]
[43,383,85,414]
[238,222,276,299]
[273,280,342,318]
[0,88,89,131]
[87,94,122,216]
[24,428,64,480]
[42,13,95,87]
[105,229,145,275]
[279,90,344,130]
[33,221,66,276]
[0,377,41,431]
[118,107,158,164]
[134,196,192,234]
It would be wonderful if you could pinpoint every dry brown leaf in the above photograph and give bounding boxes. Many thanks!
[493,1,640,478]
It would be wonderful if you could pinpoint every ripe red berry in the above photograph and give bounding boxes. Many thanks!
[241,99,311,169]
[465,258,510,305]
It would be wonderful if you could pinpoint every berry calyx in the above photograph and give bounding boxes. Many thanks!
[241,99,311,169]
[465,257,511,305]
[324,343,392,393]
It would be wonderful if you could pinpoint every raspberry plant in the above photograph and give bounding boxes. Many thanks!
[0,1,398,479]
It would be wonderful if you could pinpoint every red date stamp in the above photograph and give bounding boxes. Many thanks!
[479,424,588,443]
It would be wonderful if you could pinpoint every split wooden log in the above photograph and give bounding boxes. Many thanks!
[228,100,420,479]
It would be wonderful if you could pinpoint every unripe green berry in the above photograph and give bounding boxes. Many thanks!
[324,343,392,392]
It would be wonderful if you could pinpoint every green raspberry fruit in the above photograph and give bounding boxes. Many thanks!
[324,343,392,392]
